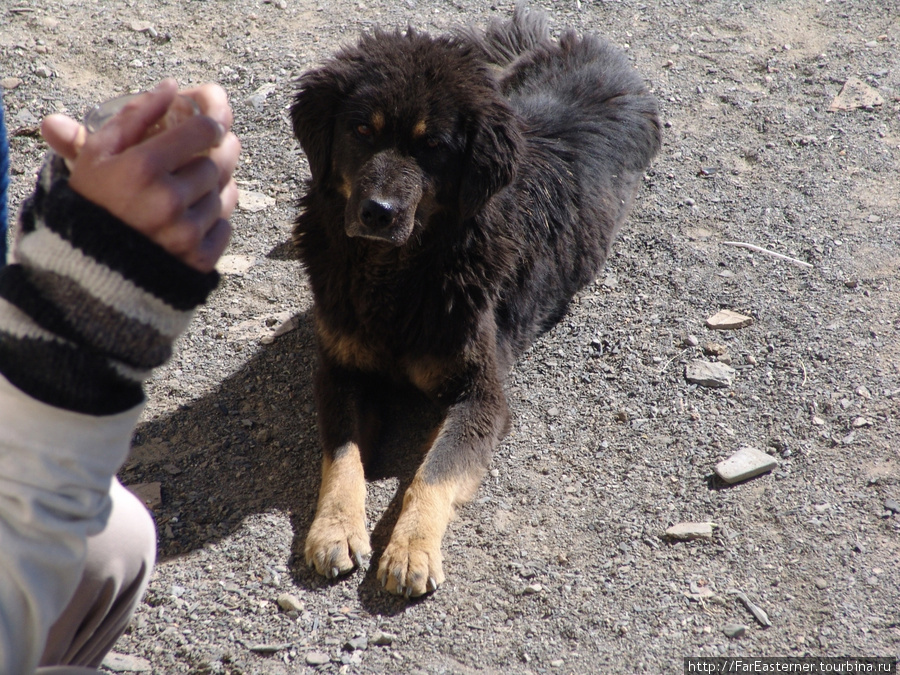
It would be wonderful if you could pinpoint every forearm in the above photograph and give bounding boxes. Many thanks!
[0,154,218,415]
[0,153,219,672]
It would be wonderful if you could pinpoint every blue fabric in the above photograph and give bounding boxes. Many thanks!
[0,89,9,266]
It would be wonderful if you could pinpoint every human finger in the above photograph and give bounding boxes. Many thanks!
[181,83,233,134]
[142,113,225,173]
[169,156,222,212]
[41,115,87,161]
[207,132,241,191]
[193,218,233,272]
[151,187,221,262]
[88,80,178,157]
[220,178,239,221]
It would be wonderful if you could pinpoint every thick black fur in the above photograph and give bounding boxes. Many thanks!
[291,7,661,593]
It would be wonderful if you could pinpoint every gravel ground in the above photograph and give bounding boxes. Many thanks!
[2,1,899,673]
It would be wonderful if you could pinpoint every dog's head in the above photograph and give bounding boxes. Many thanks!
[291,29,523,246]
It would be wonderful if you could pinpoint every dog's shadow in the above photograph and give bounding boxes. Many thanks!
[122,247,443,617]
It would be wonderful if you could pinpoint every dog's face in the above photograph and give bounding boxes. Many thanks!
[292,30,523,246]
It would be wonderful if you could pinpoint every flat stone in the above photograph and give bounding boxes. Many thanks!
[829,76,884,111]
[305,651,330,665]
[101,652,152,673]
[216,254,256,275]
[884,499,900,514]
[664,522,714,540]
[237,189,276,212]
[1,77,22,89]
[723,623,747,638]
[685,360,736,388]
[369,631,396,646]
[344,635,368,651]
[706,309,753,330]
[249,643,290,654]
[715,446,778,484]
[276,592,304,612]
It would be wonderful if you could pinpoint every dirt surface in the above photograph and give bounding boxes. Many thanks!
[2,1,899,673]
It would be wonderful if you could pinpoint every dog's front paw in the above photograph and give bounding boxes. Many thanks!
[305,509,371,579]
[377,529,445,597]
[377,478,456,597]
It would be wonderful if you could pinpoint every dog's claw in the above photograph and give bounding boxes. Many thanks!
[330,566,340,579]
[427,577,438,593]
[354,552,365,568]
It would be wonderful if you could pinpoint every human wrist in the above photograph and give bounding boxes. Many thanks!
[0,153,219,414]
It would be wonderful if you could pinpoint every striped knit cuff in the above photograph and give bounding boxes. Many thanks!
[0,154,219,415]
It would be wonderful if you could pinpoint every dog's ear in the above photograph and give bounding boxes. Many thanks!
[291,67,343,183]
[459,99,523,218]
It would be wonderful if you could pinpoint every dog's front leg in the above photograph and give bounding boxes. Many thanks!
[378,375,509,597]
[305,363,372,578]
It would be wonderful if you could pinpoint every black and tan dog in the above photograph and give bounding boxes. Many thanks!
[290,7,660,597]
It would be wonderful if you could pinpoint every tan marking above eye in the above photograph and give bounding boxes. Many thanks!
[370,111,385,133]
[412,119,428,138]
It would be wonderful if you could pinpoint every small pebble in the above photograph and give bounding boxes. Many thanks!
[814,577,829,590]
[703,342,727,356]
[276,593,304,612]
[723,624,746,638]
[306,651,330,666]
[884,499,900,514]
[345,635,368,651]
[369,631,396,647]
[524,583,543,594]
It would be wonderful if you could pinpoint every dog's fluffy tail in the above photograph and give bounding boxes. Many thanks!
[457,4,551,69]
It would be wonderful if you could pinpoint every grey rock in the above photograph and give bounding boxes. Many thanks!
[345,635,368,651]
[715,446,779,484]
[306,651,330,665]
[665,522,714,540]
[685,360,736,388]
[101,652,152,673]
[369,630,397,646]
[276,592,304,612]
[723,623,747,638]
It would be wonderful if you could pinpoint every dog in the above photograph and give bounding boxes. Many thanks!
[290,7,660,597]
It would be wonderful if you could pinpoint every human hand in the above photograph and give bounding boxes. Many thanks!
[40,79,241,272]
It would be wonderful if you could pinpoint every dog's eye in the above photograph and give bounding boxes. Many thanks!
[356,124,374,138]
[426,137,441,149]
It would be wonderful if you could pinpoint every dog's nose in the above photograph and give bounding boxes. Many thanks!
[359,198,396,230]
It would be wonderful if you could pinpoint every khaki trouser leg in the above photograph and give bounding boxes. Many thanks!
[38,478,156,671]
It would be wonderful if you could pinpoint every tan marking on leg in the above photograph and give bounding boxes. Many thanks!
[305,442,371,578]
[405,354,450,394]
[377,467,482,597]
